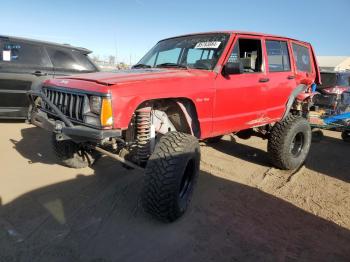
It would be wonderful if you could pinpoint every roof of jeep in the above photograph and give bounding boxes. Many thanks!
[0,35,92,54]
[160,31,311,45]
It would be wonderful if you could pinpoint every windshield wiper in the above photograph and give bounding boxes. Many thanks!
[156,63,188,69]
[132,64,152,69]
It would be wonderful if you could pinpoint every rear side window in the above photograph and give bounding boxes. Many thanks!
[292,43,312,72]
[47,47,96,72]
[266,40,291,72]
[0,40,51,67]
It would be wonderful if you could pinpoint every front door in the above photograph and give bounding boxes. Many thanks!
[212,36,269,136]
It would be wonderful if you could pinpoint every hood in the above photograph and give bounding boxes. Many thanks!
[58,68,208,85]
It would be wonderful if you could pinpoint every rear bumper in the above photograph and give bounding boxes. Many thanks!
[28,90,122,142]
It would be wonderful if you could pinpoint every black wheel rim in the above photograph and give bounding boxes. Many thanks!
[290,132,305,157]
[179,159,195,199]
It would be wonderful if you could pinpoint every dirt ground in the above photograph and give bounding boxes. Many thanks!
[0,122,349,262]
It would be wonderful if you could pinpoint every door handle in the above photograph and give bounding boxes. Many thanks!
[259,78,270,83]
[287,75,295,80]
[32,71,48,77]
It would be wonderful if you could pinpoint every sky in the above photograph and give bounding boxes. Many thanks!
[1,0,349,64]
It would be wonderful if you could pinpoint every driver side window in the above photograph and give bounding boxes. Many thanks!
[228,38,264,73]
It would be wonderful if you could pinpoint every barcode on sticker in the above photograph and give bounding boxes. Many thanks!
[194,41,221,49]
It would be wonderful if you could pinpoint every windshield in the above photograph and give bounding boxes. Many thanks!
[136,33,230,70]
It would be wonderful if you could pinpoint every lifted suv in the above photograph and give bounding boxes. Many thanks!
[28,31,320,222]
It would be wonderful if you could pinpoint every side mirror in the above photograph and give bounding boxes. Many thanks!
[222,61,243,75]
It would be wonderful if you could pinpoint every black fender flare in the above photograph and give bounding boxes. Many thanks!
[281,84,307,121]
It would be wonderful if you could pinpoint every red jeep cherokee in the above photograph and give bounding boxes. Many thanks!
[28,31,320,222]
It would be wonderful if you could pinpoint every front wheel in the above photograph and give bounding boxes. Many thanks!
[52,135,100,168]
[268,115,311,170]
[141,131,200,222]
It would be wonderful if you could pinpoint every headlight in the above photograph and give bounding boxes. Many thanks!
[89,96,102,114]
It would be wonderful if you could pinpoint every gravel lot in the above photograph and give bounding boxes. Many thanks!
[0,122,349,262]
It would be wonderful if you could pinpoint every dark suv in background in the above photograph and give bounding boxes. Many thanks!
[0,35,99,119]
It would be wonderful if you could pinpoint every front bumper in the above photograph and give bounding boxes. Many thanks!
[28,90,122,142]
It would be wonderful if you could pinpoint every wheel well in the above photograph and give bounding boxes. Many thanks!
[136,98,200,138]
[282,84,309,120]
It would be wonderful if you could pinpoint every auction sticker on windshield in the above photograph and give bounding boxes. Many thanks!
[195,41,221,49]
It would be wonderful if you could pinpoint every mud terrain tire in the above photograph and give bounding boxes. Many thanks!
[268,115,311,170]
[142,131,200,222]
[52,135,100,168]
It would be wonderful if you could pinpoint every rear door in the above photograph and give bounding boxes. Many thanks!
[45,47,98,77]
[263,38,296,120]
[0,38,53,118]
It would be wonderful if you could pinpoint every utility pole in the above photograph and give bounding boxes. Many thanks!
[114,36,118,67]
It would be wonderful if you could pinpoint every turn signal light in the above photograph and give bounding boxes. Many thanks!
[100,98,113,127]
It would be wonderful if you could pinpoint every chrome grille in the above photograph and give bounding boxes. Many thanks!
[43,88,87,122]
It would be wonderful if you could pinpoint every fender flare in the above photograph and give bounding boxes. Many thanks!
[131,97,201,138]
[281,84,307,121]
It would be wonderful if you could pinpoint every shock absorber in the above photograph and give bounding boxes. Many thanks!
[135,107,152,164]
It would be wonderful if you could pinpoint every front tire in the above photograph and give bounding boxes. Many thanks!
[268,115,311,170]
[52,135,100,168]
[141,131,200,222]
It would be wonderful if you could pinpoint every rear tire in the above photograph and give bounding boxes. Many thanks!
[268,115,311,170]
[341,130,350,143]
[52,135,100,168]
[141,131,200,222]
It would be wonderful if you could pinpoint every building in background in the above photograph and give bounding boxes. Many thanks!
[90,55,131,71]
[317,56,350,71]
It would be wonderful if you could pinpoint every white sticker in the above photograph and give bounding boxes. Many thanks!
[194,41,221,49]
[2,50,11,61]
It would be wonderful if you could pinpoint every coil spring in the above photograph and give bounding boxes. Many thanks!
[135,107,152,164]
